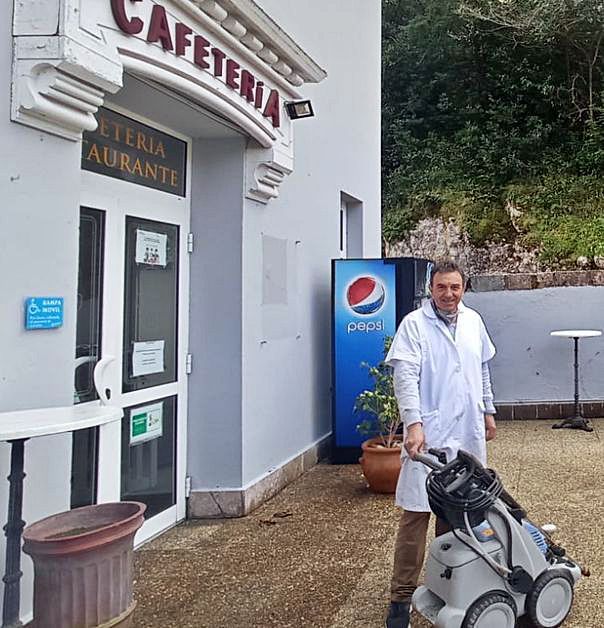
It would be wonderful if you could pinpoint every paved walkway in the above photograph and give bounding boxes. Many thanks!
[133,420,603,627]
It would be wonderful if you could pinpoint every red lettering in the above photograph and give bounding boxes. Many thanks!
[194,35,210,69]
[110,0,143,35]
[240,70,255,102]
[109,7,274,120]
[175,23,192,56]
[147,5,173,51]
[254,81,264,109]
[211,48,226,77]
[226,60,240,90]
[263,89,281,128]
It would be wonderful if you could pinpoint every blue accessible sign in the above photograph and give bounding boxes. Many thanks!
[25,297,64,330]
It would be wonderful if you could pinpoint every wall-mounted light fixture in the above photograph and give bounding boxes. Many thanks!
[285,100,315,120]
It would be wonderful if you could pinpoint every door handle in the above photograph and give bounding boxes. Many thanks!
[93,356,115,406]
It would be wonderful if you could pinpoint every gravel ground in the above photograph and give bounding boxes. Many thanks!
[133,419,603,627]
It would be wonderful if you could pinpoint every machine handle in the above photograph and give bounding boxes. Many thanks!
[444,468,471,494]
[427,448,448,465]
[413,452,443,470]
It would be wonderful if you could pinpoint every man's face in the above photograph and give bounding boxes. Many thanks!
[430,271,464,312]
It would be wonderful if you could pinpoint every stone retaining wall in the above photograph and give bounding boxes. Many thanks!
[470,270,604,292]
[495,401,604,421]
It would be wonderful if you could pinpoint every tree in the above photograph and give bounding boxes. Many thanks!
[458,0,604,123]
[382,0,604,265]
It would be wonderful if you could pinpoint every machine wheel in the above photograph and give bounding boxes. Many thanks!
[462,591,517,628]
[526,569,574,627]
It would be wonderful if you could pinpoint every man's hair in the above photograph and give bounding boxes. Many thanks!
[429,259,466,286]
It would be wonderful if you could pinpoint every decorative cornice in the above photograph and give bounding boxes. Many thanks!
[12,62,106,141]
[11,0,311,204]
[247,160,292,203]
[191,0,327,87]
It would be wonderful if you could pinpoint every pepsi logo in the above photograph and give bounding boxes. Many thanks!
[346,276,385,315]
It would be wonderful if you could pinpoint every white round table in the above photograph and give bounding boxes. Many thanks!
[0,403,122,627]
[550,329,602,431]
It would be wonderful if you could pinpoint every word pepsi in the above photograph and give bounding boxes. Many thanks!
[347,319,384,334]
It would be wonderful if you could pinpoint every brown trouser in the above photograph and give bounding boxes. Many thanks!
[390,510,451,603]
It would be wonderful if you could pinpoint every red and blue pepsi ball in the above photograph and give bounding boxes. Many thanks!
[346,277,385,315]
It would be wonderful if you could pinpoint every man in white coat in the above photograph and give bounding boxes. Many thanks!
[384,260,497,628]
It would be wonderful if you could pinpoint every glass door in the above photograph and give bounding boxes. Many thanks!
[120,217,180,522]
[72,207,105,509]
[78,109,190,544]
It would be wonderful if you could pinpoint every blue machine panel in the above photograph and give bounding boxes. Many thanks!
[332,260,397,450]
[331,257,433,462]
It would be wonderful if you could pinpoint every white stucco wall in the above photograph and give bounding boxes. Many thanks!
[465,287,604,403]
[188,138,246,489]
[240,1,382,485]
[0,1,76,618]
[1,0,382,614]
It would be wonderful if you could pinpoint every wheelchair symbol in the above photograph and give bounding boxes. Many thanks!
[28,300,41,316]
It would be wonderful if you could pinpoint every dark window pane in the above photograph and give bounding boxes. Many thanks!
[72,207,104,509]
[71,427,99,509]
[122,217,179,392]
[75,207,104,403]
[121,396,177,518]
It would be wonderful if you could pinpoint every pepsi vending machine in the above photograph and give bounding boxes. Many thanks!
[331,257,432,463]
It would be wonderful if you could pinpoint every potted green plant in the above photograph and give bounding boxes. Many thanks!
[355,337,403,493]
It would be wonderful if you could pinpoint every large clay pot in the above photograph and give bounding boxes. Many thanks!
[359,437,403,493]
[23,501,146,628]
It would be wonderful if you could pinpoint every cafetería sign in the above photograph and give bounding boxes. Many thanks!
[110,0,282,128]
[82,107,188,196]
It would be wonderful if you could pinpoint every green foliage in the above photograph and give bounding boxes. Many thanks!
[538,215,604,264]
[382,0,604,264]
[355,337,401,448]
[505,176,604,263]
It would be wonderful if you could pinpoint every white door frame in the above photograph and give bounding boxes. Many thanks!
[80,104,191,544]
[340,198,348,259]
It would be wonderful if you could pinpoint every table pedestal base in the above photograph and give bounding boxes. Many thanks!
[552,417,593,432]
[550,333,598,434]
[2,439,26,628]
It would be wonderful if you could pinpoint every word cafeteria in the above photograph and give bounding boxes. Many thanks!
[110,0,282,127]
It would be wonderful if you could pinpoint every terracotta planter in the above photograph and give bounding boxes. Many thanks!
[359,437,403,493]
[23,501,146,628]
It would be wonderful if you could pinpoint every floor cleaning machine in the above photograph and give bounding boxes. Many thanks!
[411,449,588,628]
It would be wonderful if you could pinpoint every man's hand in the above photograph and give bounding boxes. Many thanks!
[404,422,425,459]
[484,414,496,441]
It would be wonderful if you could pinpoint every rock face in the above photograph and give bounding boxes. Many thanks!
[384,218,542,275]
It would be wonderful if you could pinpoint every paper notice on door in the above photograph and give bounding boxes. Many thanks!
[132,340,165,377]
[135,229,167,267]
[130,402,163,446]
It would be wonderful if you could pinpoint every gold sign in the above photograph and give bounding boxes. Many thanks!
[82,108,187,196]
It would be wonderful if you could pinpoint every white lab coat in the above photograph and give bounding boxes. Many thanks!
[385,300,496,512]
